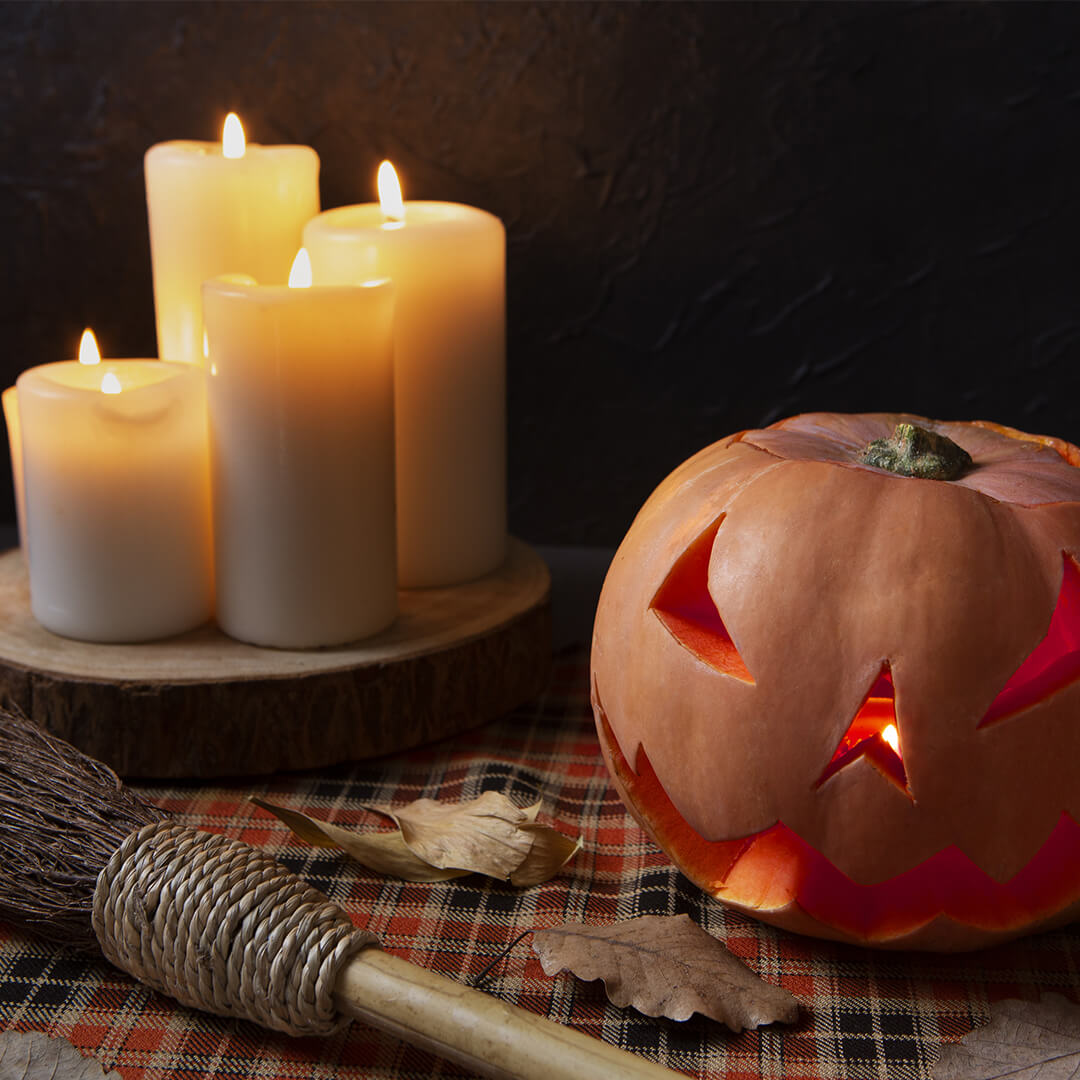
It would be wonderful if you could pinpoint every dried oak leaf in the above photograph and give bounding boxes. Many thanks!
[252,791,579,884]
[532,914,800,1032]
[0,1029,122,1079]
[934,993,1080,1079]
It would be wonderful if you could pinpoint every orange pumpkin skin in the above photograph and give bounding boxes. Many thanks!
[591,413,1080,951]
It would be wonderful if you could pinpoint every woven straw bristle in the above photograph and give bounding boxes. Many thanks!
[0,709,165,952]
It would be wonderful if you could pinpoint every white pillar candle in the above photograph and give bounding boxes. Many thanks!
[2,387,25,552]
[303,163,506,588]
[16,352,213,642]
[201,255,397,648]
[145,113,320,365]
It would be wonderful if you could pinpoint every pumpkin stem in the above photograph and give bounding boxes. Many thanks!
[860,422,973,480]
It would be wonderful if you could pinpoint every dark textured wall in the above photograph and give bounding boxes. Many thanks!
[3,2,1080,544]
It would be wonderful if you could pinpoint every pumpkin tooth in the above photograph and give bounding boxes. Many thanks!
[593,686,755,889]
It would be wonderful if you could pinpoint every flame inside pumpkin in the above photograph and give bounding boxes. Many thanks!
[816,665,909,796]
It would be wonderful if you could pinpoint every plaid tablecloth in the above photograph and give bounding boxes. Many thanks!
[0,645,1077,1079]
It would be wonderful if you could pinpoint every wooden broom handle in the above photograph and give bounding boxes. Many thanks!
[335,948,683,1080]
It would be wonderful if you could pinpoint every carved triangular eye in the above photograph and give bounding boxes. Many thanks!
[651,514,754,683]
[816,664,910,796]
[980,553,1080,729]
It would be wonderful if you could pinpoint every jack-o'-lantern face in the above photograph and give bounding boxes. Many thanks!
[591,413,1080,950]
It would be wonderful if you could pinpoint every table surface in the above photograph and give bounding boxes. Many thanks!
[0,546,1078,1079]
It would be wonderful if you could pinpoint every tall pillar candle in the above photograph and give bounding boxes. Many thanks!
[16,358,213,642]
[202,259,397,648]
[146,114,320,365]
[303,169,506,587]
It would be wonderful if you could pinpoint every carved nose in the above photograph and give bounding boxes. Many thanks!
[816,664,910,797]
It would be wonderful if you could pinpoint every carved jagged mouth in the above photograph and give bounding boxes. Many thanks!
[595,691,1080,943]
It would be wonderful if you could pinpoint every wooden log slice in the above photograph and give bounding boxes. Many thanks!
[0,539,551,778]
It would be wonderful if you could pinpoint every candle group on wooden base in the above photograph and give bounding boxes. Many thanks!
[4,115,508,649]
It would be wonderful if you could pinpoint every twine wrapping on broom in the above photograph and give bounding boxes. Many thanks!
[92,820,377,1036]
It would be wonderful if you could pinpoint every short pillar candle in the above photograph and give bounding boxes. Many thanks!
[16,357,213,642]
[145,114,320,365]
[202,257,397,648]
[303,164,506,588]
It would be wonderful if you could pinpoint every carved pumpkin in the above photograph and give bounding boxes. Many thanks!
[591,413,1080,950]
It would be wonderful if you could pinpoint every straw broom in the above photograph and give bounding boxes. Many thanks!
[0,710,677,1080]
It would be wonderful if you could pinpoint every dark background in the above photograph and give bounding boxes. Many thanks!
[2,2,1079,546]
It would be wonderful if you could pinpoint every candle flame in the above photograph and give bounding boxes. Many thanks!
[202,329,210,361]
[288,247,313,289]
[100,372,122,395]
[222,112,246,159]
[377,160,405,221]
[78,328,101,366]
[882,723,900,754]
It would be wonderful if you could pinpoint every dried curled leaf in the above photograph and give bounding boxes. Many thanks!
[250,798,465,881]
[0,1030,122,1079]
[379,792,541,877]
[934,993,1080,1079]
[532,914,800,1032]
[253,791,578,885]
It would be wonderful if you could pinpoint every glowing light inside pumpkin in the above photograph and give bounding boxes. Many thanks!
[222,112,246,159]
[377,160,405,223]
[78,329,101,366]
[817,665,909,795]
